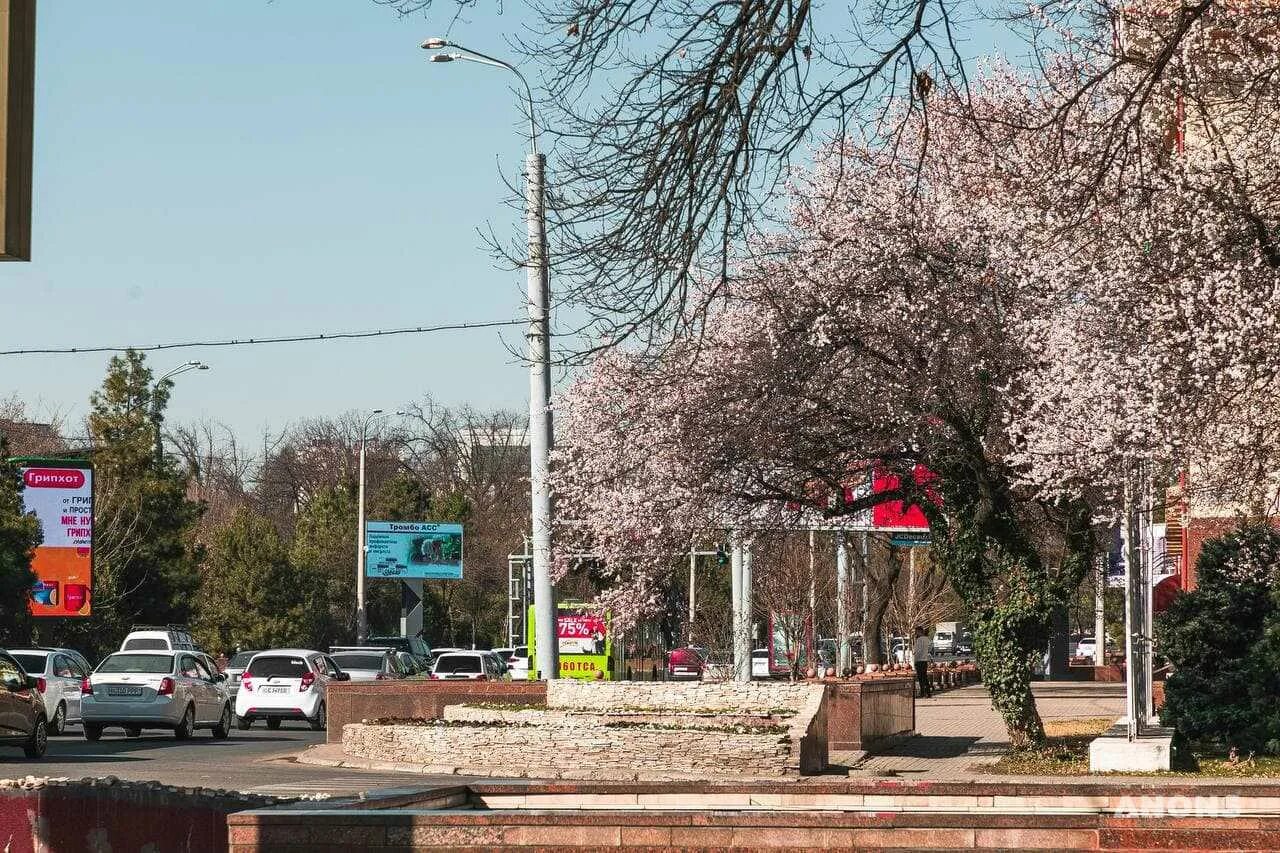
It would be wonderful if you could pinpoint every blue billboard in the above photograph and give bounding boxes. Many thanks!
[365,521,463,579]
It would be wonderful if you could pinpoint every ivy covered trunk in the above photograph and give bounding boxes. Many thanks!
[923,442,1094,750]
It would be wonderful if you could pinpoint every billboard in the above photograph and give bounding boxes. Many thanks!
[364,521,463,579]
[17,462,93,617]
[871,464,937,531]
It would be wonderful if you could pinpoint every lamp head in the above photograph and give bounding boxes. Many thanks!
[421,37,450,49]
[429,53,456,63]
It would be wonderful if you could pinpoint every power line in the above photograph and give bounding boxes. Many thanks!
[0,319,525,356]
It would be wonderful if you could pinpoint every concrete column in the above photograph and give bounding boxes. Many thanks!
[740,541,753,682]
[836,532,850,674]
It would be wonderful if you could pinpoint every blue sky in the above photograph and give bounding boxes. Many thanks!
[3,1,540,438]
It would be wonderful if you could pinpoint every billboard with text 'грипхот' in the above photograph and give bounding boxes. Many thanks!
[17,461,93,616]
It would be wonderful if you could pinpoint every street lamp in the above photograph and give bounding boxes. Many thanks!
[153,361,210,462]
[355,408,407,644]
[422,38,557,680]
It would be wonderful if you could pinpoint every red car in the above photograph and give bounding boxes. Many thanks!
[666,646,707,681]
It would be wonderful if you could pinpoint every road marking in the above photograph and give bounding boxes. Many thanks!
[245,775,427,797]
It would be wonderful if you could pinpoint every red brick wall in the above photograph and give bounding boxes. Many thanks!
[1184,517,1242,591]
[0,779,277,853]
[326,680,546,743]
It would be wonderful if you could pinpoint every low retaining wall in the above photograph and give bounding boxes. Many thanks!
[825,678,914,752]
[0,776,280,853]
[325,679,546,743]
[228,779,1280,851]
[343,680,828,779]
[546,678,817,711]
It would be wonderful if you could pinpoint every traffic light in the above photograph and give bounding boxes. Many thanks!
[715,544,729,565]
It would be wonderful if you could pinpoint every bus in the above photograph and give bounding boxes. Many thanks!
[527,601,614,680]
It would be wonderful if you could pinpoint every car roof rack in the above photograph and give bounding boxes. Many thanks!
[128,624,193,633]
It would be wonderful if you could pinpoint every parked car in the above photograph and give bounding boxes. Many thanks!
[235,650,347,730]
[506,646,530,680]
[0,649,48,757]
[365,636,432,671]
[81,650,232,741]
[1075,637,1097,659]
[430,651,506,681]
[118,626,199,653]
[482,651,510,677]
[328,648,407,681]
[396,651,425,676]
[891,636,910,664]
[751,648,771,679]
[666,646,706,681]
[224,650,260,698]
[10,648,90,734]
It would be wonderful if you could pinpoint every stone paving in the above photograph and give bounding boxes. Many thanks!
[843,682,1126,778]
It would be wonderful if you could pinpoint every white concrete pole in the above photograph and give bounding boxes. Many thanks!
[356,435,368,644]
[836,532,850,674]
[527,150,557,681]
[689,548,697,629]
[1094,553,1107,667]
[741,541,753,680]
[730,534,748,682]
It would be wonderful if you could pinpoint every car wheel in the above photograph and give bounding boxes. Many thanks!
[309,701,327,732]
[266,717,282,730]
[23,716,48,758]
[236,714,252,730]
[84,723,104,741]
[125,727,142,738]
[50,702,67,736]
[212,704,231,739]
[174,705,195,740]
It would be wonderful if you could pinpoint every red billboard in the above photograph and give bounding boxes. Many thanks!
[18,461,93,617]
[871,465,937,530]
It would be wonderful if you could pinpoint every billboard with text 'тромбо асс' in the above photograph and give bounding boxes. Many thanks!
[364,521,463,579]
[16,460,93,616]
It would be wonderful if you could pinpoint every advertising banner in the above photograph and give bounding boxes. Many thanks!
[18,462,93,617]
[871,464,937,530]
[557,612,608,655]
[364,521,463,579]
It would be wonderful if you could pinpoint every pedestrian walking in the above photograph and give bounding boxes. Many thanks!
[913,626,932,699]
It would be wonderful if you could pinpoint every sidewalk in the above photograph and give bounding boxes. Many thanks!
[844,682,1126,779]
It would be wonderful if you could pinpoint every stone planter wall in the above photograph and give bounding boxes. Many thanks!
[824,677,914,752]
[546,679,818,712]
[324,679,546,744]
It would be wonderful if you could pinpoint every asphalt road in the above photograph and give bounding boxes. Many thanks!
[0,721,434,798]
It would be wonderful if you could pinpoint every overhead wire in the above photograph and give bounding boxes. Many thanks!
[0,319,525,356]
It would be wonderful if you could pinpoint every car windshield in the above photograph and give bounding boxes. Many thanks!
[247,656,309,678]
[331,654,383,670]
[229,651,258,667]
[123,638,168,651]
[435,655,481,674]
[98,653,174,674]
[12,653,46,674]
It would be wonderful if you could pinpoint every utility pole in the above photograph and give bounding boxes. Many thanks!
[835,532,850,674]
[1094,551,1107,667]
[356,408,386,644]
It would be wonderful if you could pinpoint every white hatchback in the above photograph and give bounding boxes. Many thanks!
[10,649,89,735]
[234,650,346,731]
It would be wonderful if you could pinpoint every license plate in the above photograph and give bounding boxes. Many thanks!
[108,686,143,696]
[262,686,290,694]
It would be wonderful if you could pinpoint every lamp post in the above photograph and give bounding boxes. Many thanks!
[152,361,209,463]
[356,408,387,644]
[422,38,557,680]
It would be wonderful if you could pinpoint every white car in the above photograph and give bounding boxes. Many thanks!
[1075,637,1097,659]
[235,650,346,730]
[430,651,506,681]
[81,651,232,740]
[119,627,198,652]
[10,648,89,734]
[506,646,530,680]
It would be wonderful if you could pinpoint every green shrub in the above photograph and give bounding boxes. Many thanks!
[1157,523,1280,751]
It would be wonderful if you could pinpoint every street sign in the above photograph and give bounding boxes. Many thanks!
[365,521,463,579]
[889,531,931,547]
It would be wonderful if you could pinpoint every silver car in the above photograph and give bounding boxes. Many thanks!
[224,650,259,698]
[10,648,89,735]
[81,651,233,740]
[328,649,406,682]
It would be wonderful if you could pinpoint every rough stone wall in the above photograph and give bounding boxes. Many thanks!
[343,721,794,778]
[546,679,819,712]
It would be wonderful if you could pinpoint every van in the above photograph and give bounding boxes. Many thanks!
[119,626,198,653]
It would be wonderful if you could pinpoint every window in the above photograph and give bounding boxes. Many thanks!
[179,655,201,678]
[247,657,309,678]
[229,651,258,668]
[53,654,76,678]
[123,638,168,651]
[0,655,25,690]
[12,653,46,675]
[434,655,482,674]
[194,658,215,681]
[98,654,174,674]
[330,654,384,671]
